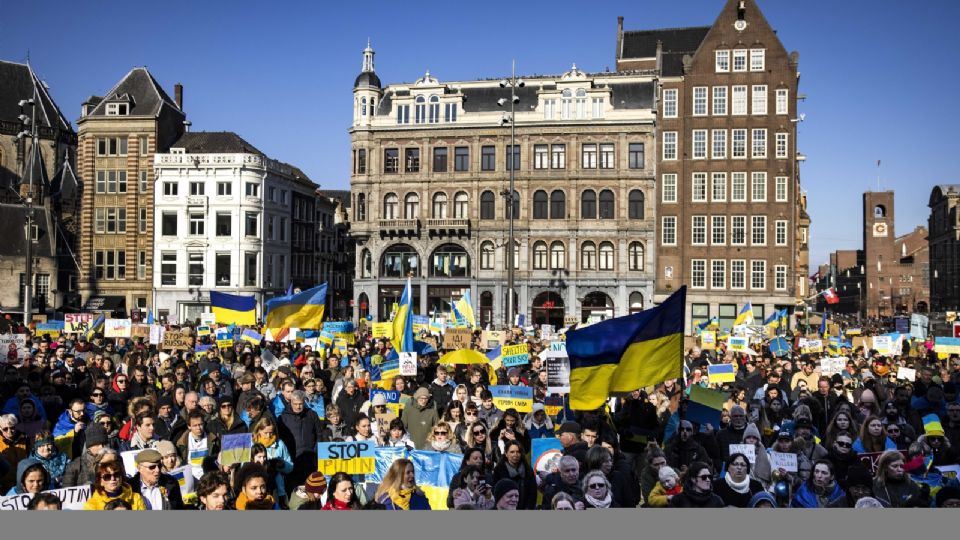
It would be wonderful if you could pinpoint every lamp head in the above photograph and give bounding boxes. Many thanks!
[497,98,507,107]
[499,80,508,88]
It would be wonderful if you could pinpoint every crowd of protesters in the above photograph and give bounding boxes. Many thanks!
[1,314,959,510]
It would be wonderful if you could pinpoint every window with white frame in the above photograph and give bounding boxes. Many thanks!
[752,85,767,115]
[713,86,727,115]
[712,215,726,245]
[245,182,260,197]
[662,174,677,203]
[217,182,231,196]
[693,87,708,116]
[189,213,205,236]
[396,104,410,124]
[592,98,604,119]
[776,133,788,158]
[662,216,677,245]
[732,172,747,202]
[139,171,148,193]
[598,242,614,270]
[692,173,708,202]
[550,242,566,270]
[733,49,747,72]
[663,132,677,160]
[752,215,767,245]
[775,220,788,246]
[712,129,726,159]
[692,215,707,245]
[137,250,147,280]
[732,85,747,115]
[534,144,549,169]
[692,130,707,159]
[712,173,727,202]
[750,49,766,71]
[752,128,767,158]
[692,259,706,288]
[544,99,556,120]
[138,208,147,233]
[188,253,204,286]
[561,89,572,119]
[752,172,767,202]
[712,260,726,289]
[663,88,678,117]
[731,259,746,289]
[731,216,747,245]
[751,260,766,289]
[582,143,597,168]
[190,181,204,196]
[716,50,730,72]
[599,143,615,169]
[552,144,566,169]
[732,129,747,158]
[775,264,788,290]
[576,89,587,119]
[776,89,789,115]
[775,176,789,202]
[444,102,458,122]
[160,252,177,285]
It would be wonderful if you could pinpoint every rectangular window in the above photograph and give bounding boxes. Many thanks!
[732,85,747,115]
[190,181,204,196]
[356,149,367,174]
[444,103,457,122]
[712,215,726,245]
[731,216,747,245]
[692,215,707,245]
[775,220,788,246]
[279,217,287,242]
[97,250,125,280]
[751,260,766,289]
[662,132,677,160]
[776,89,789,115]
[715,50,730,72]
[139,171,148,193]
[662,174,677,203]
[599,143,615,169]
[267,216,275,240]
[733,49,747,72]
[506,145,520,171]
[454,146,469,171]
[692,130,707,159]
[383,148,399,173]
[710,129,726,160]
[752,172,767,202]
[551,144,566,169]
[217,182,231,196]
[732,172,747,201]
[731,260,746,289]
[712,86,727,115]
[245,253,257,286]
[216,212,231,236]
[137,250,146,280]
[752,128,767,158]
[662,216,677,245]
[188,253,203,286]
[95,208,106,233]
[692,303,711,333]
[404,148,420,173]
[592,97,604,119]
[534,145,548,169]
[215,253,231,286]
[732,129,747,158]
[752,85,767,115]
[396,104,409,124]
[776,176,789,202]
[712,173,727,202]
[752,215,767,245]
[712,260,726,289]
[692,173,707,202]
[693,87,708,116]
[628,143,644,169]
[138,208,147,233]
[161,212,177,236]
[775,265,788,290]
[481,145,496,171]
[160,252,177,285]
[245,182,260,197]
[543,99,556,120]
[691,260,706,289]
[245,212,258,236]
[267,186,276,202]
[581,143,597,168]
[576,96,587,119]
[663,89,678,117]
[776,132,788,158]
[96,171,106,193]
[750,49,766,71]
[189,213,205,236]
[431,147,448,172]
[265,254,274,288]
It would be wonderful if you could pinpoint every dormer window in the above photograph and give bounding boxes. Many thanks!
[415,96,426,124]
[428,95,440,124]
[105,102,129,115]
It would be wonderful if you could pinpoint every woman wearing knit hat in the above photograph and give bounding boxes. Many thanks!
[29,431,68,487]
[288,471,328,510]
[741,423,772,489]
[493,478,520,510]
[375,458,431,510]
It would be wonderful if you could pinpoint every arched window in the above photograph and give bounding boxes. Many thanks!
[415,95,426,124]
[581,189,597,219]
[480,190,496,220]
[383,193,398,219]
[430,243,470,277]
[404,192,419,219]
[550,241,566,269]
[550,190,566,219]
[432,192,448,219]
[581,241,596,270]
[356,193,366,222]
[629,291,644,314]
[381,244,419,277]
[480,241,495,269]
[533,241,548,270]
[453,191,469,218]
[429,95,440,123]
[599,189,615,219]
[533,190,548,219]
[874,205,886,218]
[361,249,372,277]
[599,242,615,270]
[507,190,520,219]
[628,241,644,271]
[361,97,367,116]
[628,190,644,219]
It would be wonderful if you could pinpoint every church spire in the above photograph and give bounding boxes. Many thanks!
[362,39,375,73]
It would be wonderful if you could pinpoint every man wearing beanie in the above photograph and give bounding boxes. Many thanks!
[829,464,881,507]
[288,471,328,510]
[493,478,520,510]
[61,423,108,487]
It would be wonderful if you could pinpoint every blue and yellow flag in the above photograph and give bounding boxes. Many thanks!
[210,291,256,326]
[566,286,686,410]
[265,284,327,330]
[391,278,415,353]
[819,311,829,339]
[734,302,754,326]
[763,310,780,328]
[485,346,502,385]
[85,313,105,340]
[779,309,789,329]
[455,290,476,329]
[410,450,462,511]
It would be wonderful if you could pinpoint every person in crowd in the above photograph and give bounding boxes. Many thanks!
[872,450,922,508]
[84,461,146,510]
[323,471,362,510]
[540,455,585,509]
[713,452,765,507]
[646,465,681,507]
[128,449,183,510]
[790,459,846,508]
[374,458,431,510]
[61,423,108,487]
[6,457,50,497]
[251,415,294,504]
[493,478,520,510]
[425,420,461,454]
[278,390,328,489]
[288,471,327,510]
[853,415,897,454]
[0,414,30,492]
[234,464,275,510]
[401,388,439,449]
[581,470,618,509]
[491,439,537,509]
[669,461,724,508]
[451,463,495,510]
[197,471,231,510]
[28,432,66,488]
[26,491,62,510]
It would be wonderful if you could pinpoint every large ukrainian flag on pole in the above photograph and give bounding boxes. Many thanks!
[733,302,754,326]
[264,284,327,330]
[210,291,257,326]
[391,277,415,353]
[567,286,686,410]
[455,290,476,329]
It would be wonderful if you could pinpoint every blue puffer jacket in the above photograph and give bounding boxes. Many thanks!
[790,481,845,508]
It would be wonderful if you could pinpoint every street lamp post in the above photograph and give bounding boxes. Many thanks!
[17,94,39,324]
[498,61,524,328]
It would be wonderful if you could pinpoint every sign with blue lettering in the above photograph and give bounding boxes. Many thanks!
[317,441,376,475]
[323,321,355,333]
[490,385,533,413]
[370,388,400,403]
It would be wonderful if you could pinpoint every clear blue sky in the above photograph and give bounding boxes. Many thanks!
[3,0,958,267]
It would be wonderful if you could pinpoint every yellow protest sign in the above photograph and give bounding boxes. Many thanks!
[316,441,376,476]
[372,322,393,339]
[334,332,355,345]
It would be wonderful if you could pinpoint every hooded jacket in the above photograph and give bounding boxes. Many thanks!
[6,457,51,495]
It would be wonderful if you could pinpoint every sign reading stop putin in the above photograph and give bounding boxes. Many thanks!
[316,441,376,475]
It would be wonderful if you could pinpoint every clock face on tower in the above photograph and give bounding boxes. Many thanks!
[873,222,888,237]
[734,19,747,32]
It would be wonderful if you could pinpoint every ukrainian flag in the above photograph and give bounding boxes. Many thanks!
[210,291,256,326]
[779,309,789,329]
[819,311,829,338]
[455,290,476,329]
[567,286,685,410]
[734,302,754,326]
[410,450,462,511]
[85,313,105,340]
[763,310,780,328]
[265,284,327,330]
[485,346,503,385]
[391,278,415,353]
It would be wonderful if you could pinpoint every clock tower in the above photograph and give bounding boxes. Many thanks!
[863,191,897,317]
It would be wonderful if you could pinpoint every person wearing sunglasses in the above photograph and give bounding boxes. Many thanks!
[426,421,461,454]
[84,461,146,510]
[129,449,183,510]
[669,461,724,507]
[664,419,709,471]
[826,431,859,487]
[0,414,29,493]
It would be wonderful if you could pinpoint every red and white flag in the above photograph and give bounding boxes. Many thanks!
[823,288,839,304]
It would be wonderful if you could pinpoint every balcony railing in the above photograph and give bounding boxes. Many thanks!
[378,219,420,237]
[427,218,470,237]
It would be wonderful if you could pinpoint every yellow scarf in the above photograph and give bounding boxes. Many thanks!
[389,486,416,510]
[257,434,277,448]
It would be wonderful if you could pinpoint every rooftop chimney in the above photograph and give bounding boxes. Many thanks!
[174,83,183,110]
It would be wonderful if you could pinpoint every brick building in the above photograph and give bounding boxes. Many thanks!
[928,184,960,311]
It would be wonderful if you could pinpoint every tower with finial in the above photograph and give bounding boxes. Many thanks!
[354,39,382,127]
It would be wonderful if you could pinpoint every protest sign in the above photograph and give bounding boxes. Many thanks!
[241,329,263,345]
[872,335,893,355]
[443,328,472,349]
[0,485,91,511]
[149,324,164,345]
[371,322,393,339]
[897,367,917,381]
[563,315,579,328]
[195,344,213,354]
[317,441,376,475]
[370,388,401,404]
[481,330,507,350]
[532,438,564,485]
[490,385,533,413]
[399,352,418,376]
[411,315,429,334]
[801,339,823,354]
[64,313,94,334]
[549,341,566,353]
[541,324,555,340]
[422,335,439,351]
[544,395,565,417]
[220,433,253,466]
[103,318,131,338]
[323,321,355,334]
[543,350,570,394]
[769,452,798,473]
[1,334,28,363]
[686,385,725,428]
[858,451,908,475]
[934,337,960,355]
[196,325,212,337]
[120,450,142,477]
[502,343,530,367]
[729,444,756,464]
[707,363,736,384]
[130,324,151,339]
[162,330,190,351]
[910,314,929,340]
[36,321,63,338]
[700,331,716,350]
[820,357,846,375]
[169,465,196,498]
[334,331,355,346]
[728,336,748,352]
[200,312,216,326]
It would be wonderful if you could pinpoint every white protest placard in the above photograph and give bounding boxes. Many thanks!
[1,334,28,363]
[399,352,418,377]
[820,357,846,375]
[0,485,91,510]
[729,444,756,464]
[120,449,142,477]
[769,451,799,473]
[541,324,555,340]
[104,318,132,338]
[149,324,164,345]
[897,367,917,381]
[873,335,893,355]
[200,312,216,326]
